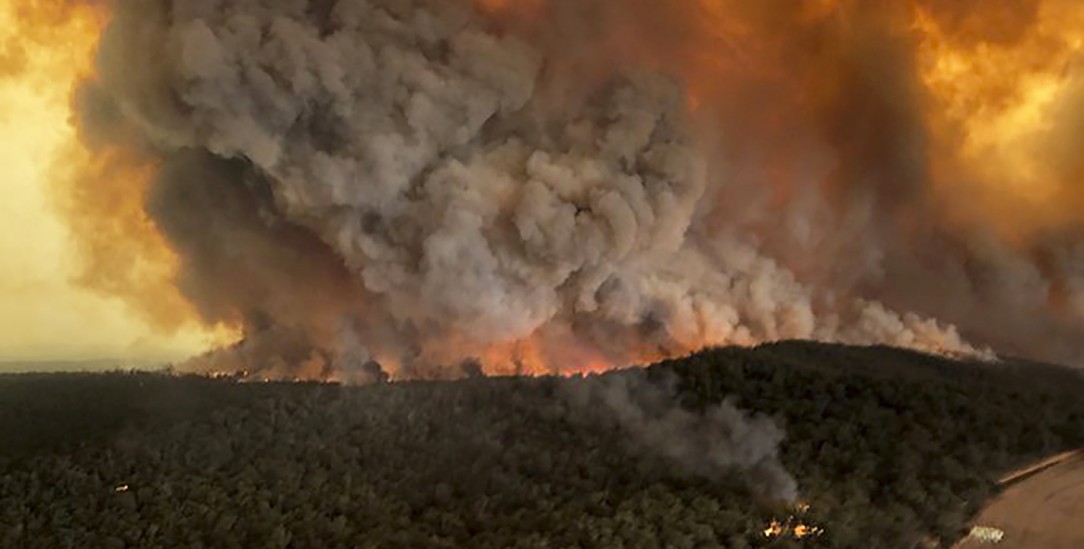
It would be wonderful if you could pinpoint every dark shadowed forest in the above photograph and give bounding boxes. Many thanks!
[2,341,1083,548]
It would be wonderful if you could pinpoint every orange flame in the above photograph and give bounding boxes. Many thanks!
[415,330,665,378]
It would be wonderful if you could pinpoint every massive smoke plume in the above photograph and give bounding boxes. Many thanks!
[62,0,1084,375]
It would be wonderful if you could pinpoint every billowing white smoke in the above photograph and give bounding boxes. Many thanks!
[81,0,990,377]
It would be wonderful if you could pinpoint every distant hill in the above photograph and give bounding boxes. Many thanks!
[0,359,166,374]
[2,341,1083,548]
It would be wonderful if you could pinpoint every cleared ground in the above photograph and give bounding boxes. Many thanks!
[957,452,1084,548]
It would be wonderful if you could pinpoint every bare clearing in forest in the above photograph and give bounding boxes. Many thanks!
[957,451,1084,549]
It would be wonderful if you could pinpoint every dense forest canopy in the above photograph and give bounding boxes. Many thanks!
[2,341,1083,548]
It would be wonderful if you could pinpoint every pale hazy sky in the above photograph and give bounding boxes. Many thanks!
[0,4,212,364]
[0,79,209,363]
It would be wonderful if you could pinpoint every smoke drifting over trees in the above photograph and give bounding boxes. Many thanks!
[565,372,798,501]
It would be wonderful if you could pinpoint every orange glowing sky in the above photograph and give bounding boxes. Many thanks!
[0,1,221,364]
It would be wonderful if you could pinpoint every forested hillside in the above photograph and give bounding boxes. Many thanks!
[2,342,1083,548]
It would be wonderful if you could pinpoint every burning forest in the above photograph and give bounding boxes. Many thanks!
[5,1,1084,547]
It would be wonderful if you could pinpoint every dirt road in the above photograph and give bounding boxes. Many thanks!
[956,452,1084,548]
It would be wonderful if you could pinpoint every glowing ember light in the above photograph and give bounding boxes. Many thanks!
[763,520,825,539]
[206,370,250,381]
[793,523,825,538]
[764,502,824,539]
[763,520,786,537]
